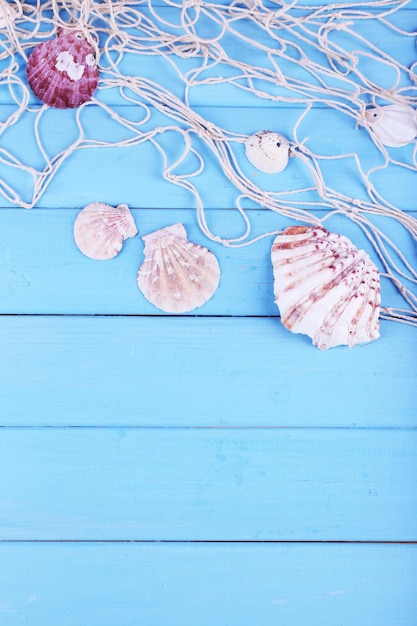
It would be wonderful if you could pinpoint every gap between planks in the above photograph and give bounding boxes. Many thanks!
[0,425,415,430]
[0,539,417,546]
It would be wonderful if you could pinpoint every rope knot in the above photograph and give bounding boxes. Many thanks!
[182,0,201,8]
[346,200,361,213]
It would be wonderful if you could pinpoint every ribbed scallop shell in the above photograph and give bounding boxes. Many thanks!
[365,104,417,147]
[26,29,98,109]
[271,225,381,350]
[73,202,138,260]
[137,223,221,313]
[245,130,290,173]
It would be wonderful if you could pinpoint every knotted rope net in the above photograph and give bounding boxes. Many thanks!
[1,0,417,324]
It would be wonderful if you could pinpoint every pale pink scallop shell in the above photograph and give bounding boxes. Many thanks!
[271,225,381,350]
[137,223,221,313]
[26,29,98,109]
[74,202,138,260]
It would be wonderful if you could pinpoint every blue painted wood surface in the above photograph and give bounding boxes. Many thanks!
[2,543,417,626]
[1,427,416,540]
[0,1,416,624]
[0,316,414,427]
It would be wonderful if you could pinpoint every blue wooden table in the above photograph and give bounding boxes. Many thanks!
[0,1,416,624]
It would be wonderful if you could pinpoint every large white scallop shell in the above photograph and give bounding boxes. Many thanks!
[271,225,381,350]
[73,202,138,260]
[245,130,290,173]
[365,104,417,147]
[137,223,221,313]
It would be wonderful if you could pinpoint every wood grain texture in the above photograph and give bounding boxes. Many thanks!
[0,315,414,427]
[3,543,417,626]
[1,428,416,540]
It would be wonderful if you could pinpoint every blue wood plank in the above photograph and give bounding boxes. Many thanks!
[0,315,414,427]
[0,103,415,212]
[91,6,416,108]
[0,428,416,540]
[6,5,415,108]
[2,542,417,625]
[0,208,413,315]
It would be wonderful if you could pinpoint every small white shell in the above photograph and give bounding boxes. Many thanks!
[137,223,220,313]
[73,202,138,260]
[271,225,381,350]
[245,130,290,173]
[365,104,417,147]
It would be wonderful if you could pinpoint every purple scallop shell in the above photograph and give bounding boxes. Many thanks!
[26,29,99,109]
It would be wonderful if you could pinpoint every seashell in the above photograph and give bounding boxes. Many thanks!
[245,130,290,173]
[365,104,417,147]
[137,223,220,313]
[26,29,99,109]
[73,202,138,260]
[271,225,381,350]
[0,0,20,29]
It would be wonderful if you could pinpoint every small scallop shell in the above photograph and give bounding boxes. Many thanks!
[26,29,99,109]
[271,225,381,350]
[245,130,290,173]
[137,223,220,313]
[74,202,138,260]
[365,104,417,147]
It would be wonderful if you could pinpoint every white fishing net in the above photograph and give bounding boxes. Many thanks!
[1,0,417,323]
